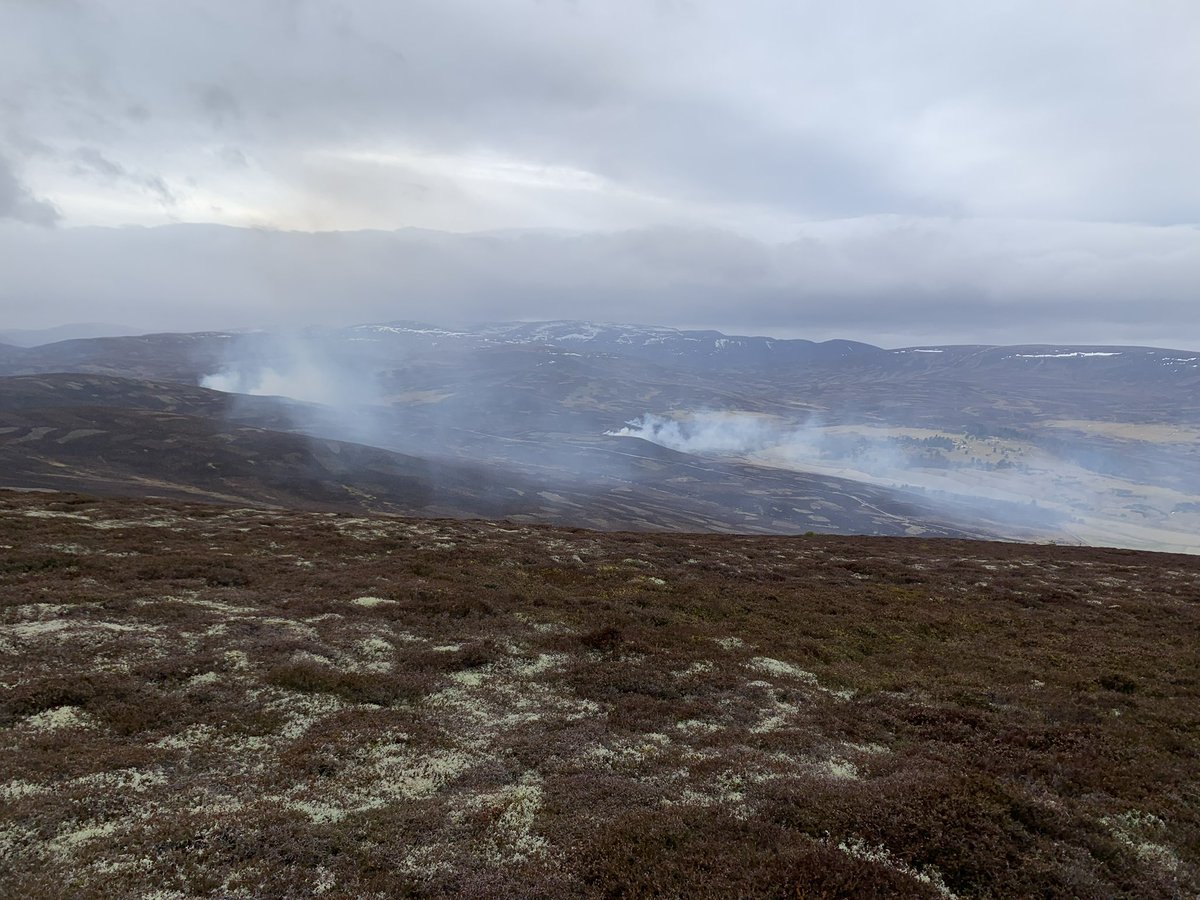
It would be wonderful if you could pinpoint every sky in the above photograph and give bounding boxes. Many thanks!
[1,0,1199,347]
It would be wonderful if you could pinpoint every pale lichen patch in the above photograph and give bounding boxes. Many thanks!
[1104,810,1183,872]
[842,741,890,756]
[465,772,550,865]
[2,780,45,801]
[353,636,395,673]
[587,733,673,770]
[258,617,319,638]
[748,656,819,684]
[674,660,714,678]
[513,652,568,677]
[44,542,91,555]
[748,657,855,701]
[818,756,859,780]
[184,671,221,689]
[50,819,122,854]
[713,636,748,651]
[350,596,396,608]
[286,745,477,824]
[835,838,957,898]
[429,677,599,747]
[23,705,97,731]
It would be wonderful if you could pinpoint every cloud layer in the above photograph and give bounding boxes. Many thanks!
[1,2,1197,342]
[4,1,1199,232]
[1,219,1197,348]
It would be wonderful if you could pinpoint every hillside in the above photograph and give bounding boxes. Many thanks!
[1,321,1197,551]
[0,374,1040,540]
[2,491,1197,897]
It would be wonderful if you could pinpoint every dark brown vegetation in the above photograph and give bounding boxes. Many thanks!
[1,489,1197,898]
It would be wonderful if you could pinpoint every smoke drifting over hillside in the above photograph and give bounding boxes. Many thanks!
[199,332,390,447]
[610,412,907,478]
[608,410,1195,546]
[609,412,794,456]
[177,324,1200,553]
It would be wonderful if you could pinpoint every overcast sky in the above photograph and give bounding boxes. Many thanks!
[2,0,1199,347]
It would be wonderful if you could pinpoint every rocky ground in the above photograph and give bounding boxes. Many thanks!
[1,490,1197,897]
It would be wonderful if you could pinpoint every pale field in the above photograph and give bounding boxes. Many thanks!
[1041,420,1200,443]
[750,427,1200,555]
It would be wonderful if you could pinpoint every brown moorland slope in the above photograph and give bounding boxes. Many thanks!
[1,490,1198,898]
[1,374,1055,541]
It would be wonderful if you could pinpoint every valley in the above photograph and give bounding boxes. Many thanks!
[1,320,1197,551]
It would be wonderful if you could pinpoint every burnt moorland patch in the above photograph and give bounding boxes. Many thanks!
[1,489,1197,897]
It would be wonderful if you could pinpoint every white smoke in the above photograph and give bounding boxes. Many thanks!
[606,409,1199,549]
[198,331,390,446]
[608,411,913,474]
[607,411,793,455]
[201,363,344,406]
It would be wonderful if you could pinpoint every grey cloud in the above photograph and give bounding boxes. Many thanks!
[71,146,177,206]
[196,84,241,128]
[218,146,249,168]
[72,146,125,179]
[0,154,60,226]
[143,174,176,206]
[0,1,1197,346]
[5,1,1197,226]
[0,219,1196,349]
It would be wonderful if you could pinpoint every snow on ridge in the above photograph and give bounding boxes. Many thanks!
[485,321,685,344]
[355,324,471,338]
[1012,351,1122,359]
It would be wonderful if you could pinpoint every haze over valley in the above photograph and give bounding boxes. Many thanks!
[1,320,1196,553]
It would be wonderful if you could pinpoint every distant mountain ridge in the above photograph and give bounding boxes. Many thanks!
[0,323,138,347]
[342,319,1200,382]
[2,318,1197,379]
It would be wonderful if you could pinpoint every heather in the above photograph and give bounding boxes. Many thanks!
[2,491,1197,897]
